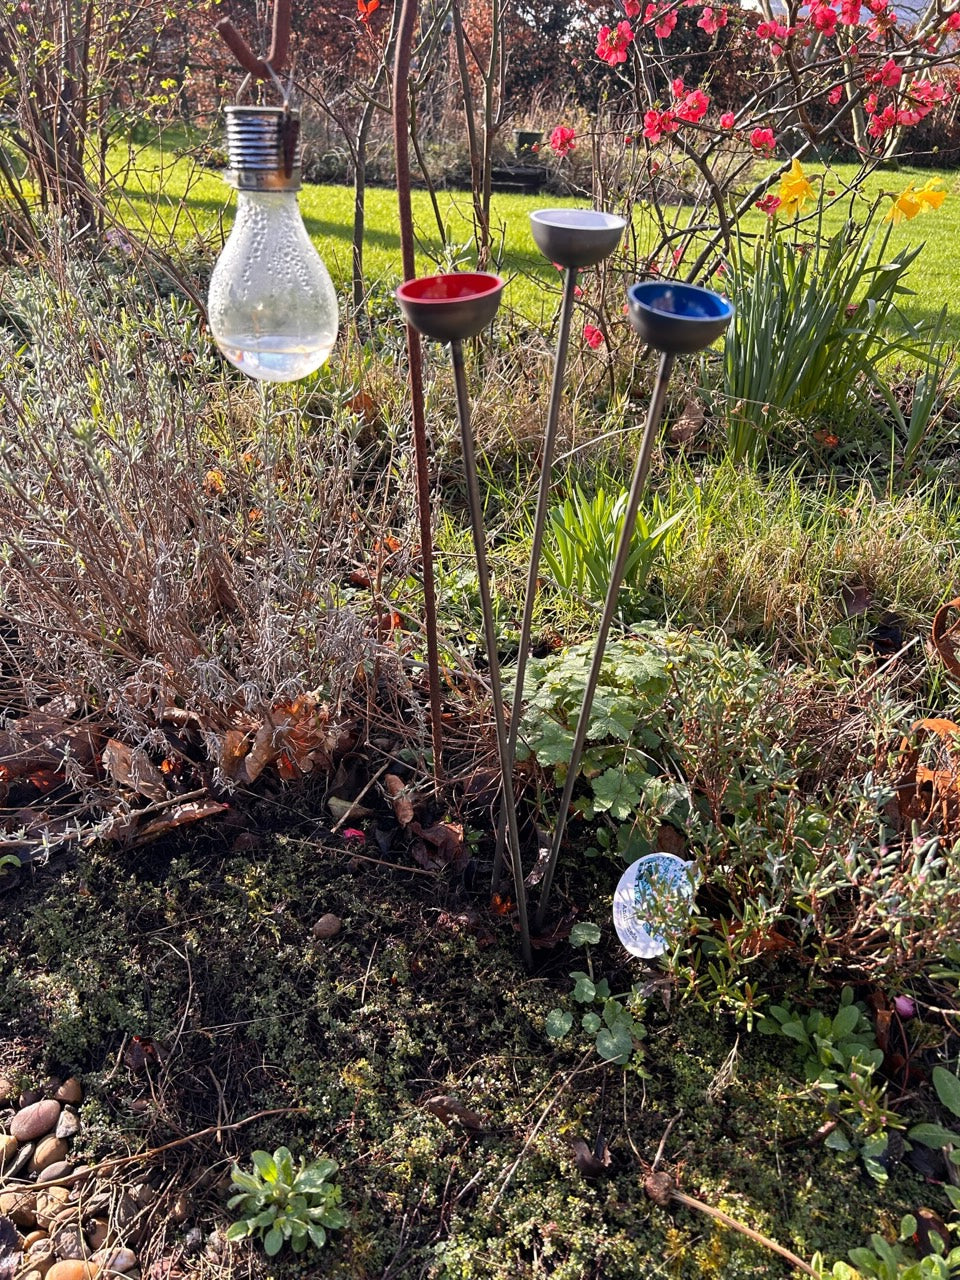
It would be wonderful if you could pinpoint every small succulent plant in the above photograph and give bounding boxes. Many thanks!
[226,1146,348,1256]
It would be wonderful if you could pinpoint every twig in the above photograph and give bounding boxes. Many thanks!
[644,1171,817,1276]
[670,1188,818,1277]
[2,1106,309,1190]
[328,760,390,833]
[490,1051,595,1210]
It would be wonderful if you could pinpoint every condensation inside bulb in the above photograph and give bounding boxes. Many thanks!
[214,333,335,382]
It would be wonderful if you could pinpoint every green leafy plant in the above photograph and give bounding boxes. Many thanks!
[545,921,647,1066]
[540,484,683,613]
[723,210,926,464]
[758,989,903,1180]
[811,1211,960,1278]
[516,634,674,822]
[226,1147,348,1256]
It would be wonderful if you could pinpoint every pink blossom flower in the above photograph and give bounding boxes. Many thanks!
[596,20,635,62]
[624,0,642,14]
[583,324,605,348]
[809,2,838,34]
[750,126,776,153]
[893,995,916,1018]
[868,57,901,86]
[697,5,728,32]
[644,108,679,142]
[342,827,366,844]
[839,0,861,19]
[828,84,843,103]
[645,3,677,36]
[675,87,710,122]
[755,192,781,216]
[549,125,577,156]
[720,110,736,128]
[945,9,960,28]
[672,76,686,96]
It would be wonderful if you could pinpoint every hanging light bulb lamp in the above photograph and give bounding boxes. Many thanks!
[396,273,533,971]
[210,5,338,382]
[534,280,734,929]
[490,209,626,891]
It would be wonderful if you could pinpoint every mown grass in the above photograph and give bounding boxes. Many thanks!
[109,133,960,334]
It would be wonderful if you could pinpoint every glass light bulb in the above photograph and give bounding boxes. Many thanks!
[208,189,339,382]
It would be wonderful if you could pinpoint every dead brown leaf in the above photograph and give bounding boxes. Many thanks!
[669,397,705,444]
[422,1095,485,1132]
[102,740,168,802]
[841,582,873,618]
[570,1136,612,1178]
[409,820,468,872]
[134,799,229,842]
[384,773,415,826]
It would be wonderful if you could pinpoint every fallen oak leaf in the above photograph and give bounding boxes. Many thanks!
[102,739,168,802]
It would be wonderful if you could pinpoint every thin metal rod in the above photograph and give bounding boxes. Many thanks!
[535,350,677,928]
[450,340,532,969]
[393,0,445,788]
[491,265,578,891]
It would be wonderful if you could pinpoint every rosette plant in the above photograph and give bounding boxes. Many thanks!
[226,1146,349,1256]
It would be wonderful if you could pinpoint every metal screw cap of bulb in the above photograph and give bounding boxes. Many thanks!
[223,104,302,191]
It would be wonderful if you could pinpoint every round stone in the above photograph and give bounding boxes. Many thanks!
[37,1160,74,1184]
[0,1188,37,1228]
[46,1264,101,1280]
[19,1088,42,1108]
[313,912,342,939]
[0,1133,18,1168]
[85,1219,109,1251]
[23,1230,49,1248]
[35,1186,70,1228]
[32,1136,69,1172]
[91,1247,136,1274]
[51,1222,89,1260]
[25,1238,56,1277]
[55,1080,83,1106]
[11,1100,61,1142]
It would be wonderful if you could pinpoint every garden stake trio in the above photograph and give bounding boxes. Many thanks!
[211,4,734,965]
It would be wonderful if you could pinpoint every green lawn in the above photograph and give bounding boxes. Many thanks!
[111,137,960,333]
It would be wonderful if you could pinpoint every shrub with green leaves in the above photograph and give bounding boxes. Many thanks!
[226,1147,348,1257]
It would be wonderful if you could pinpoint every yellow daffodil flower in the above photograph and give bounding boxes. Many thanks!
[778,158,815,218]
[885,177,948,224]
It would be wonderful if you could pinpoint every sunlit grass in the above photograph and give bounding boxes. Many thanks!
[108,134,960,333]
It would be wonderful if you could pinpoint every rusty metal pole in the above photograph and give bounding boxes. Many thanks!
[393,0,446,788]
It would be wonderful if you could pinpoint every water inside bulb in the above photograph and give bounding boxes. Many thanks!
[214,334,335,382]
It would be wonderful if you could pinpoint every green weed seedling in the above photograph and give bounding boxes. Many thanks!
[226,1146,348,1257]
[545,921,647,1067]
[811,1212,960,1278]
[758,988,903,1180]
